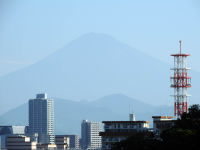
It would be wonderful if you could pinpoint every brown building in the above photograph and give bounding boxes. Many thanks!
[152,116,175,135]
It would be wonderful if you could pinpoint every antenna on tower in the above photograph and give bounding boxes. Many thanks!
[179,40,182,54]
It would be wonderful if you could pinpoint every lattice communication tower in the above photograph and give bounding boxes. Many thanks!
[170,40,191,118]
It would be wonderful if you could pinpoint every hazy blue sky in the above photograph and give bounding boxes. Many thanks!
[0,0,200,76]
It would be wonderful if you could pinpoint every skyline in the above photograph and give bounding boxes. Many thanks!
[0,0,200,76]
[0,93,174,135]
[0,1,200,149]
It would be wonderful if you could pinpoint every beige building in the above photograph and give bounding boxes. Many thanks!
[6,135,58,150]
[6,135,37,150]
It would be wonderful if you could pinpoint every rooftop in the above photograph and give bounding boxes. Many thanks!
[102,121,150,123]
[152,116,173,119]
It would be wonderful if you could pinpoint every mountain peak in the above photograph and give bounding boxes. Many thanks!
[78,32,116,41]
[97,93,133,100]
[67,32,121,50]
[0,33,171,114]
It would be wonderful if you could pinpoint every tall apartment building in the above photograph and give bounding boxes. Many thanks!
[28,93,55,144]
[81,120,102,150]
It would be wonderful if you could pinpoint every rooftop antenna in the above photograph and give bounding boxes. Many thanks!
[129,105,135,121]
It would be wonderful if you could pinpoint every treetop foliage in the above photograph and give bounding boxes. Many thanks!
[111,104,200,150]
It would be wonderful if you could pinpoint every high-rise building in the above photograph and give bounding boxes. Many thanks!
[28,93,54,144]
[81,120,102,150]
[64,135,80,149]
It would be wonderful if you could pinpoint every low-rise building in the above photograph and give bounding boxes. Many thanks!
[55,135,69,150]
[100,120,150,150]
[6,135,37,150]
[0,126,27,149]
[37,143,57,150]
[64,135,80,150]
[152,116,175,135]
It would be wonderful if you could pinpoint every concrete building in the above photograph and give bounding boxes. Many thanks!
[6,135,37,150]
[37,143,57,150]
[28,93,55,144]
[55,135,69,150]
[152,116,175,135]
[81,120,102,150]
[64,135,80,149]
[0,126,26,135]
[0,126,27,149]
[100,117,150,150]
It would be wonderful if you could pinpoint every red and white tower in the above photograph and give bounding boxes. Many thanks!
[170,40,191,118]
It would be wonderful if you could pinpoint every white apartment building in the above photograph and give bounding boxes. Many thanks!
[81,120,102,150]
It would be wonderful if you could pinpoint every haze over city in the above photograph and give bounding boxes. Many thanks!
[0,1,200,150]
[1,0,200,111]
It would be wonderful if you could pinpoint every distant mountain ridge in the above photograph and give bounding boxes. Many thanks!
[0,94,173,135]
[0,33,198,115]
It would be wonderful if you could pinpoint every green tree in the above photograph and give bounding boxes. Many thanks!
[111,104,200,150]
[161,104,200,150]
[111,132,161,150]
